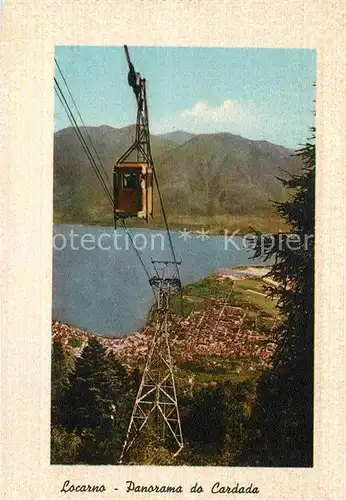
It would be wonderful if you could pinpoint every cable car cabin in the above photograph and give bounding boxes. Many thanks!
[113,162,153,222]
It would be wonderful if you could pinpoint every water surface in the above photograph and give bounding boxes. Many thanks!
[53,224,263,335]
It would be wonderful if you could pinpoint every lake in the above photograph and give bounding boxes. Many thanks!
[52,224,265,335]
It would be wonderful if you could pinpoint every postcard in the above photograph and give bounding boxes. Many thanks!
[1,0,345,498]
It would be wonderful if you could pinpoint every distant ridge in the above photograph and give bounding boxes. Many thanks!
[154,130,196,145]
[53,125,302,224]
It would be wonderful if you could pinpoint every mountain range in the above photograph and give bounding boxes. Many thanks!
[53,125,302,225]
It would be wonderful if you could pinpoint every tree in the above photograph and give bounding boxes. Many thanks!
[183,385,227,456]
[180,381,256,466]
[51,426,81,464]
[51,339,74,425]
[61,336,133,464]
[242,127,315,466]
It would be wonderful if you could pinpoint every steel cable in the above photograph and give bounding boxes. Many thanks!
[54,78,114,205]
[55,58,112,192]
[55,58,180,309]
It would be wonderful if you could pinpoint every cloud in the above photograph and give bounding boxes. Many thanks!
[151,98,258,134]
[181,99,244,124]
[151,98,305,148]
[151,98,264,139]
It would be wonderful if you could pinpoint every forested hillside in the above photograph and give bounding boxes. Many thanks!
[51,270,277,465]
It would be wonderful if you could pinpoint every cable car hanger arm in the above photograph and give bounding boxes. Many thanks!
[124,45,142,101]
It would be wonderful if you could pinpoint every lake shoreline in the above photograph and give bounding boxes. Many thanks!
[52,264,270,354]
[52,264,277,399]
[53,214,287,236]
[53,223,275,334]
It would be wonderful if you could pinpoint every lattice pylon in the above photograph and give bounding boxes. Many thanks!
[119,310,183,463]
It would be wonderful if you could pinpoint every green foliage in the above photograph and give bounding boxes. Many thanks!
[52,336,133,464]
[67,336,83,348]
[183,385,227,455]
[232,278,279,317]
[78,426,127,465]
[51,340,74,425]
[242,127,315,467]
[183,276,235,300]
[123,381,256,466]
[126,425,177,465]
[178,356,263,387]
[126,213,288,235]
[180,381,256,465]
[63,337,129,431]
[169,274,278,322]
[51,268,279,465]
[168,293,205,317]
[51,426,81,464]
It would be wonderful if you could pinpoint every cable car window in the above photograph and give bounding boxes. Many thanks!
[123,173,138,189]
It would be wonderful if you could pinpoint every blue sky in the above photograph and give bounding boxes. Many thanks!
[54,46,316,149]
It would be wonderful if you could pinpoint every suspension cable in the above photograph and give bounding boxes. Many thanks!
[142,88,183,301]
[55,56,179,308]
[54,78,114,206]
[120,219,157,301]
[55,71,159,303]
[54,58,112,192]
